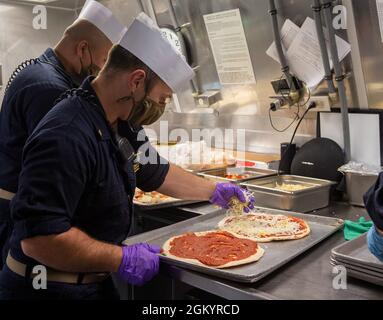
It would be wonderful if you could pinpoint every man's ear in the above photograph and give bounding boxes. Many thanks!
[128,69,147,91]
[76,40,90,63]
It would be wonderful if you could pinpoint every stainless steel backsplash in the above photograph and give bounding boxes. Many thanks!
[1,0,368,155]
[0,1,77,103]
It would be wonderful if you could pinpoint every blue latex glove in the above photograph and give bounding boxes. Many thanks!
[118,243,161,286]
[367,226,383,262]
[210,183,255,213]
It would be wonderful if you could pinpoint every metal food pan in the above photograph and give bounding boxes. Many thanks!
[241,175,336,213]
[331,234,383,270]
[344,172,378,207]
[124,206,344,283]
[197,167,277,184]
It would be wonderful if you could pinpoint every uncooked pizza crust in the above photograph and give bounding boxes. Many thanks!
[162,230,265,269]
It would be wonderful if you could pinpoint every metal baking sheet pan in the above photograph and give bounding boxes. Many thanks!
[330,259,383,287]
[330,257,383,278]
[331,234,383,270]
[184,164,234,174]
[134,199,206,211]
[197,167,277,184]
[124,206,344,283]
[331,256,383,274]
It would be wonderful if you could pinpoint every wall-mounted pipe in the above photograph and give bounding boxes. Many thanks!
[137,0,145,12]
[141,0,158,25]
[167,0,180,27]
[268,0,297,91]
[321,0,351,162]
[167,0,202,95]
[312,0,337,95]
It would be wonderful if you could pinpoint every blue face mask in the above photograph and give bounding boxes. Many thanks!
[367,226,383,262]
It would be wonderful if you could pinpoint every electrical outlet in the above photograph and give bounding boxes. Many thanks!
[307,95,331,112]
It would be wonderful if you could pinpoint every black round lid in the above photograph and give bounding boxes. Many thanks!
[291,138,345,182]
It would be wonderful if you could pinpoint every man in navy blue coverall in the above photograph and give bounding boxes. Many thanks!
[0,13,254,300]
[0,0,126,267]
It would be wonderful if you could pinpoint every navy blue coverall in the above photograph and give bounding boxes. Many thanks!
[0,48,77,266]
[0,77,169,299]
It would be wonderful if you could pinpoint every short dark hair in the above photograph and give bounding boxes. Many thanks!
[64,19,112,50]
[103,44,157,81]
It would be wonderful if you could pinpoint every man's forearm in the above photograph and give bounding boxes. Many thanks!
[21,227,122,273]
[157,164,216,201]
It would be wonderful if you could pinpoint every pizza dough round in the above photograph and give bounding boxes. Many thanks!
[162,230,265,269]
[218,213,311,243]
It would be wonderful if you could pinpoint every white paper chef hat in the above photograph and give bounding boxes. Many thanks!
[119,12,195,93]
[78,0,127,44]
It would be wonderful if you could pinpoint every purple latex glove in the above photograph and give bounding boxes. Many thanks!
[117,243,161,286]
[210,183,255,213]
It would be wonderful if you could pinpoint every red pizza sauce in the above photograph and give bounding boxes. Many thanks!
[168,231,259,267]
[288,216,307,230]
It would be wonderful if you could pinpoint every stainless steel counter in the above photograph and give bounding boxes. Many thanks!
[151,202,383,300]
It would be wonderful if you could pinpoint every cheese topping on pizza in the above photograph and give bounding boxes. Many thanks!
[219,213,310,242]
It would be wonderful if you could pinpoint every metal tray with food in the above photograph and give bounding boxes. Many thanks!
[124,206,344,283]
[197,167,277,184]
[133,190,205,211]
[183,166,227,175]
[241,175,336,213]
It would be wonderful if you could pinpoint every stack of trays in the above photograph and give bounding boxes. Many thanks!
[331,234,383,286]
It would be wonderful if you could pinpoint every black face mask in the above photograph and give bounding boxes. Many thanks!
[74,46,100,85]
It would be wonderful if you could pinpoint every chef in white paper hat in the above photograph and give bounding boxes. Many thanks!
[0,12,253,299]
[61,0,127,84]
[0,0,126,270]
[79,0,127,44]
[119,12,194,93]
[97,12,195,128]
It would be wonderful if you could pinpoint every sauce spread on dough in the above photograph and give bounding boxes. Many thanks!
[168,231,259,267]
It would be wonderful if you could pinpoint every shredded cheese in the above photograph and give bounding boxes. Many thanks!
[275,183,308,192]
[222,214,302,238]
[227,190,254,216]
